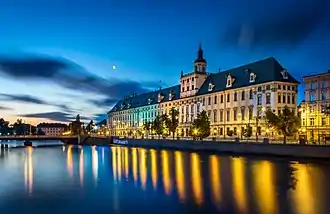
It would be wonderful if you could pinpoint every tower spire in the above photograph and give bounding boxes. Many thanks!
[198,41,203,59]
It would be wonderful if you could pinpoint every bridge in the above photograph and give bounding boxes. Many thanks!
[0,135,77,141]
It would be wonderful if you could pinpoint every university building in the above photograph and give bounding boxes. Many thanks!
[299,71,330,142]
[107,45,299,138]
[37,123,67,136]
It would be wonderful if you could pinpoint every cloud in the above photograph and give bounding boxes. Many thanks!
[220,0,330,49]
[89,98,119,107]
[0,54,161,107]
[0,93,75,113]
[0,106,12,111]
[18,111,89,122]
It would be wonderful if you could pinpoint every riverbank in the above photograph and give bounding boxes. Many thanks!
[83,137,330,159]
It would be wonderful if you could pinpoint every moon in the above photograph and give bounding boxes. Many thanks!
[112,65,116,70]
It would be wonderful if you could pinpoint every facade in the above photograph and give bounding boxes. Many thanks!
[108,45,300,138]
[299,71,330,142]
[37,123,67,136]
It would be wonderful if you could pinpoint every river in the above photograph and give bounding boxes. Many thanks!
[0,143,329,214]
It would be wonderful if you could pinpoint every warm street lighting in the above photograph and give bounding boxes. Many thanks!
[193,128,198,135]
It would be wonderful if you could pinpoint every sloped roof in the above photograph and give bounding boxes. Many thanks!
[109,85,180,113]
[197,57,299,96]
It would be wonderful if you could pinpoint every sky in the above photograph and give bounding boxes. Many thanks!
[0,0,329,124]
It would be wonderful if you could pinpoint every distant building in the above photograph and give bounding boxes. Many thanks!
[37,123,67,136]
[299,71,330,142]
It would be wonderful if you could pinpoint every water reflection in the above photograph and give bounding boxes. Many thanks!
[162,150,172,196]
[252,160,278,214]
[24,146,33,194]
[191,153,203,206]
[1,145,330,214]
[209,155,221,209]
[232,157,247,214]
[175,151,186,202]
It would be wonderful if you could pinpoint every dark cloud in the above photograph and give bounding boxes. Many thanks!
[89,98,119,107]
[220,0,330,49]
[0,106,12,111]
[0,93,76,113]
[18,112,89,122]
[0,54,161,107]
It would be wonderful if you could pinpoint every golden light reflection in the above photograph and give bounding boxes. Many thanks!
[24,146,33,194]
[150,149,158,190]
[191,153,203,206]
[79,149,84,186]
[117,147,122,181]
[124,147,129,180]
[92,146,98,183]
[253,161,277,214]
[232,157,247,214]
[139,148,147,190]
[132,148,138,185]
[175,151,186,202]
[162,150,172,195]
[290,164,322,214]
[210,155,221,208]
[67,145,73,179]
[111,147,117,181]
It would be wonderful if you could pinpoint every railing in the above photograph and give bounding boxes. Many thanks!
[0,135,76,139]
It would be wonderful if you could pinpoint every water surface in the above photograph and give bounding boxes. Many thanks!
[0,143,329,214]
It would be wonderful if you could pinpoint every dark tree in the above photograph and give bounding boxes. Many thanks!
[190,110,210,139]
[164,108,179,139]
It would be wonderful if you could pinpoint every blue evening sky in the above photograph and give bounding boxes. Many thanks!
[0,0,329,123]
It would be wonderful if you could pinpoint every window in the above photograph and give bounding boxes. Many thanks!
[278,85,281,90]
[202,97,205,105]
[257,95,262,105]
[234,109,237,121]
[234,92,237,101]
[322,118,326,126]
[214,96,217,104]
[292,95,295,104]
[287,95,291,104]
[220,127,223,135]
[197,103,200,113]
[181,86,184,92]
[311,82,316,90]
[292,86,295,91]
[191,104,194,113]
[220,110,223,122]
[187,86,189,91]
[283,94,286,103]
[310,93,315,102]
[287,86,291,90]
[278,93,281,103]
[322,80,326,88]
[249,108,253,120]
[208,97,211,105]
[213,110,217,122]
[266,94,271,104]
[192,77,194,82]
[192,85,194,90]
[227,94,230,102]
[278,109,281,115]
[208,83,214,91]
[310,118,315,126]
[226,110,230,121]
[302,118,305,126]
[241,91,245,100]
[283,85,286,90]
[220,94,224,103]
[281,70,288,79]
[227,78,231,87]
[266,85,270,90]
[258,87,262,92]
[249,90,253,99]
[322,91,326,100]
[249,73,256,83]
[241,108,245,120]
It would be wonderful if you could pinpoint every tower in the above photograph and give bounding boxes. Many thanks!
[194,43,207,73]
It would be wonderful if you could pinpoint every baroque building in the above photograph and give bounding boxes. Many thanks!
[108,45,299,138]
[299,71,330,142]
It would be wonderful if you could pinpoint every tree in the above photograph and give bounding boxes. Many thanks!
[0,118,10,135]
[71,114,83,136]
[243,125,252,137]
[13,119,25,135]
[37,128,46,135]
[190,110,210,139]
[264,106,300,144]
[152,115,164,137]
[86,120,95,132]
[164,108,179,139]
[143,120,152,137]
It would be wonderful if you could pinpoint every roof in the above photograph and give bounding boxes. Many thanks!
[109,85,180,113]
[197,57,300,96]
[303,70,330,79]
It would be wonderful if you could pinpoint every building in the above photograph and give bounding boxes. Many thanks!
[108,44,300,138]
[37,123,67,136]
[299,71,330,142]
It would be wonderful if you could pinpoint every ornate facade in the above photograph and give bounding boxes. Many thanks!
[108,45,300,138]
[299,71,330,142]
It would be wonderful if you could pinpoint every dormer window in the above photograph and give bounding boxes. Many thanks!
[148,98,153,104]
[158,93,164,103]
[208,83,215,91]
[120,103,125,110]
[281,69,288,79]
[249,73,256,83]
[127,103,131,108]
[169,91,175,100]
[226,74,235,88]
